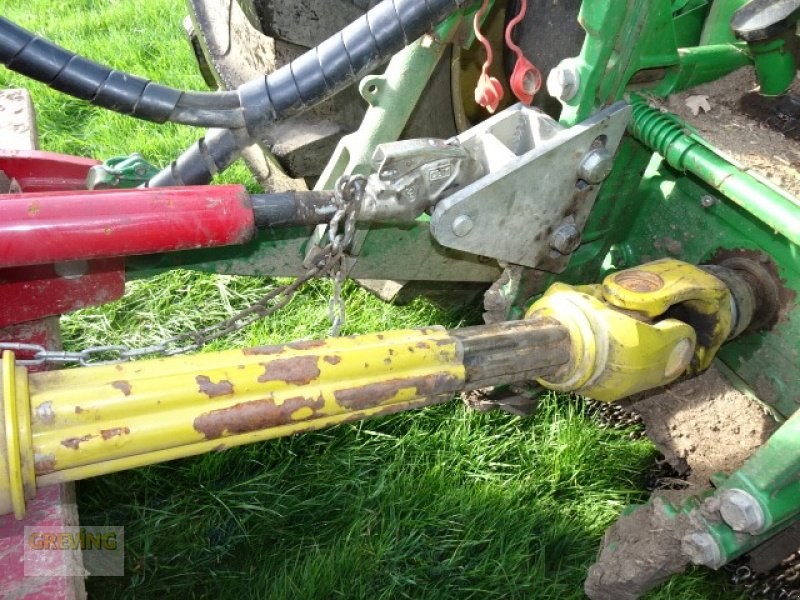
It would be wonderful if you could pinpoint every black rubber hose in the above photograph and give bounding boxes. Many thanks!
[0,17,246,128]
[147,0,469,187]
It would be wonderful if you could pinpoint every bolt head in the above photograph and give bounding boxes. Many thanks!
[701,195,718,208]
[546,61,580,101]
[578,147,614,184]
[550,224,581,255]
[720,489,765,534]
[451,214,474,237]
[681,532,723,568]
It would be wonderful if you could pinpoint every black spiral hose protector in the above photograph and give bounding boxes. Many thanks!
[147,0,469,187]
[0,17,245,128]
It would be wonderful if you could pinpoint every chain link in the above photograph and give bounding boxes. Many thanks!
[0,176,364,367]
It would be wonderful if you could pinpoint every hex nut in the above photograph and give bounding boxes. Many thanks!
[681,532,723,568]
[578,147,614,184]
[550,224,581,255]
[546,61,580,101]
[720,489,766,534]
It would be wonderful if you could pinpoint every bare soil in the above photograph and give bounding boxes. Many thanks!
[662,67,800,198]
[584,497,692,600]
[626,366,777,500]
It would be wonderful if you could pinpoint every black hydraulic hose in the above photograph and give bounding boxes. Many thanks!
[0,17,246,128]
[147,0,469,187]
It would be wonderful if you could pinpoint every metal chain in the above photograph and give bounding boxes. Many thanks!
[0,176,364,367]
[327,175,364,336]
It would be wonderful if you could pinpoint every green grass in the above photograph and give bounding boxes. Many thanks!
[1,2,741,598]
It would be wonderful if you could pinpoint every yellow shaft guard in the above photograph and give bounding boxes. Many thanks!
[0,328,465,518]
[525,259,734,402]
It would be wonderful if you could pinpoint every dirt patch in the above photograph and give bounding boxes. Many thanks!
[584,498,692,600]
[625,366,777,499]
[661,67,800,198]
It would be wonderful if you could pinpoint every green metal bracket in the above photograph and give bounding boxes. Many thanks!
[86,153,159,189]
[749,36,798,96]
[675,410,800,567]
[315,13,462,189]
[559,0,754,125]
[716,410,800,536]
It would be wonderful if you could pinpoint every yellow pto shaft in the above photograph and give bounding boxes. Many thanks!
[0,320,571,519]
[0,259,765,519]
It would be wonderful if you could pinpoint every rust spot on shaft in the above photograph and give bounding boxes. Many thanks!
[323,355,342,365]
[258,356,320,385]
[193,395,325,440]
[287,339,326,350]
[243,344,286,356]
[61,434,95,450]
[35,401,55,425]
[35,457,57,476]
[74,406,84,414]
[100,427,131,440]
[112,380,132,396]
[196,375,235,398]
[244,340,326,355]
[333,373,462,410]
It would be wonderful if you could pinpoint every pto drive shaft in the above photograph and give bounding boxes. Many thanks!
[0,259,769,519]
[0,320,569,518]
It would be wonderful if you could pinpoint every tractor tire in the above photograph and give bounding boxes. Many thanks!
[185,0,457,185]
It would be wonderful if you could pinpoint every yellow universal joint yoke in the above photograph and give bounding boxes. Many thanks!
[0,259,766,519]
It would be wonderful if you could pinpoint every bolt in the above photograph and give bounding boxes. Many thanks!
[54,260,89,280]
[578,147,614,184]
[550,224,582,255]
[451,215,474,237]
[701,195,718,208]
[720,489,765,534]
[681,532,723,568]
[546,60,580,101]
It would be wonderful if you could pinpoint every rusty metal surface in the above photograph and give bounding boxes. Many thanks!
[453,318,571,388]
[26,328,466,480]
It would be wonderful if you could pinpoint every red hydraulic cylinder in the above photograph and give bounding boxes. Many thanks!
[0,185,255,268]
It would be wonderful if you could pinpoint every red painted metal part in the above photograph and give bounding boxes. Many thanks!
[0,89,87,599]
[0,485,86,599]
[0,185,255,268]
[0,316,61,372]
[0,260,125,328]
[0,149,100,192]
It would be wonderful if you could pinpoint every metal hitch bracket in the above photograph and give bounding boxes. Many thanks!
[430,101,631,270]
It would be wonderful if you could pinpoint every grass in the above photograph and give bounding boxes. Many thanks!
[1,2,741,598]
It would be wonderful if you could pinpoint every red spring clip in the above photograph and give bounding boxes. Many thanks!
[505,0,542,105]
[473,0,504,113]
